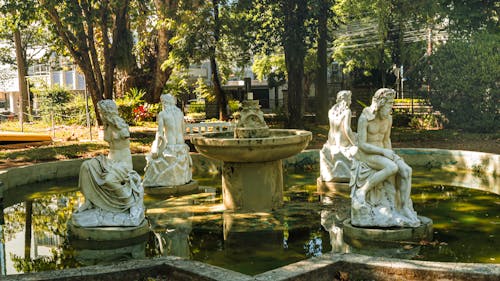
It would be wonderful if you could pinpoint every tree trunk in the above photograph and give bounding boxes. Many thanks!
[211,0,228,120]
[14,29,29,123]
[283,0,307,129]
[315,0,329,125]
[210,55,227,120]
[285,53,304,129]
[149,0,175,103]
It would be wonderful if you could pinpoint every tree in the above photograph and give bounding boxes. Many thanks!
[39,0,134,124]
[332,0,437,89]
[0,0,45,122]
[313,0,332,124]
[247,0,314,128]
[167,0,252,120]
[437,0,499,36]
[430,32,499,132]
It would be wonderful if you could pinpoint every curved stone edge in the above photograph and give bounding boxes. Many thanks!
[144,180,199,196]
[3,252,498,281]
[254,253,500,281]
[343,216,433,243]
[1,148,497,194]
[1,256,252,281]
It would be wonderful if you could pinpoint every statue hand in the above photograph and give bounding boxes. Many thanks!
[383,150,395,160]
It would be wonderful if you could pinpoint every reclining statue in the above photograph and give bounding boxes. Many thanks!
[350,88,420,227]
[72,100,144,227]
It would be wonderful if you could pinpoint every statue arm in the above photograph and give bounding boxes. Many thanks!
[383,116,393,150]
[342,110,356,146]
[152,114,166,156]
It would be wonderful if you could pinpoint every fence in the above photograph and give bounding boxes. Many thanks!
[0,109,96,141]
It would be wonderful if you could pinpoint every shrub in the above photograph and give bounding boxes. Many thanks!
[409,113,446,130]
[115,88,146,125]
[34,86,71,124]
[187,101,205,114]
[65,93,96,126]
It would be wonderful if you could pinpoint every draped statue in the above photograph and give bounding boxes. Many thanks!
[72,100,144,227]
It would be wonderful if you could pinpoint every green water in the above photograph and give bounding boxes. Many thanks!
[1,167,499,276]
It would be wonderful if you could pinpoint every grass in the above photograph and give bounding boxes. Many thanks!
[1,120,498,169]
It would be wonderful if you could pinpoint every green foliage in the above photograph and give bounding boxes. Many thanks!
[193,77,214,102]
[409,113,446,130]
[430,31,499,132]
[394,98,427,105]
[64,93,96,126]
[33,86,71,123]
[227,99,241,114]
[332,0,434,87]
[115,88,147,125]
[164,70,191,98]
[252,53,287,89]
[187,101,206,114]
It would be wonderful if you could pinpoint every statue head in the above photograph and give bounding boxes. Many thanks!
[336,90,352,106]
[371,88,395,118]
[160,94,176,107]
[98,99,128,130]
[98,99,119,120]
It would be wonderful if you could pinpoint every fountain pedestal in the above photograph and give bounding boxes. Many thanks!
[223,160,283,210]
[192,100,311,212]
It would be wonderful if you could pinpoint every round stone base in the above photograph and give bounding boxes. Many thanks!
[144,180,199,196]
[317,177,351,195]
[343,216,433,243]
[68,218,150,242]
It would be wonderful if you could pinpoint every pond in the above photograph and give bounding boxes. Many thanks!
[1,167,499,276]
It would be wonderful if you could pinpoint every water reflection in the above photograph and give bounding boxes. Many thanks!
[0,167,499,276]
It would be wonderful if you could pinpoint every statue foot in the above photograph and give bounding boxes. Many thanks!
[401,206,420,226]
[76,200,92,213]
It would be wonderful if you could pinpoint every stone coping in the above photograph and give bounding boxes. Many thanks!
[3,253,498,281]
[0,148,498,195]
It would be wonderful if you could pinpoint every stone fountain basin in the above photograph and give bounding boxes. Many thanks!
[191,129,312,163]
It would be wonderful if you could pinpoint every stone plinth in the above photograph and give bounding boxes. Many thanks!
[144,180,199,196]
[222,161,283,211]
[68,218,150,242]
[343,216,433,243]
[317,177,351,195]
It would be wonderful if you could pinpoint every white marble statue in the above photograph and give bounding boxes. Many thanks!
[143,94,193,187]
[73,100,145,227]
[350,88,420,227]
[320,90,357,182]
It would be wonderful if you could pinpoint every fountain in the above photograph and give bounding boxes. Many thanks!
[0,94,498,280]
[191,97,312,211]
